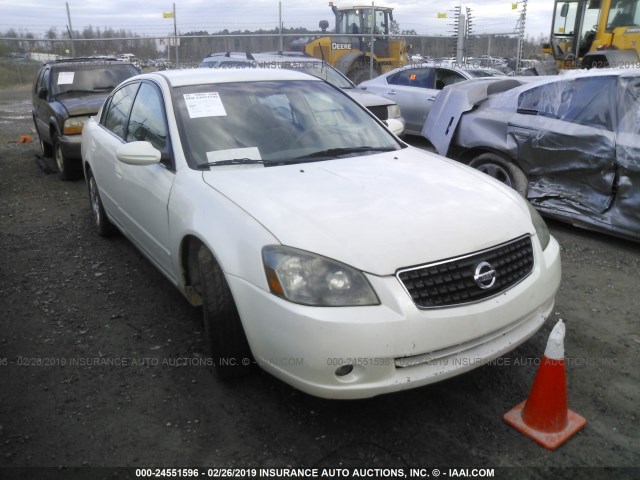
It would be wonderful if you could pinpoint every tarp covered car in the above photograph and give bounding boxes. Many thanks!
[422,70,640,242]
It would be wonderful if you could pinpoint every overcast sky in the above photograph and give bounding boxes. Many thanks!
[0,0,554,40]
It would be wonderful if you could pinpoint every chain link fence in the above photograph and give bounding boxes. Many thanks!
[0,33,543,86]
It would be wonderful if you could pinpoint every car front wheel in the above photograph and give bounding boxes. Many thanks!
[53,135,82,181]
[197,246,254,379]
[469,152,528,197]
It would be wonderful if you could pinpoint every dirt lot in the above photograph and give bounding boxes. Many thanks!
[0,84,639,478]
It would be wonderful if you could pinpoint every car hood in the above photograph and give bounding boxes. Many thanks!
[344,88,394,108]
[202,149,533,275]
[56,93,108,116]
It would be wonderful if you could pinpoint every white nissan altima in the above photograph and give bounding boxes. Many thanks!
[81,68,561,399]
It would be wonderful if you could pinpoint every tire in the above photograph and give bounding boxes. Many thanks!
[87,169,116,237]
[53,135,82,181]
[197,246,253,379]
[39,137,53,157]
[33,117,53,157]
[468,152,528,197]
[348,63,375,85]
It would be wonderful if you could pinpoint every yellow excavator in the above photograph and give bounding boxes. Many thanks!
[289,3,407,83]
[546,0,640,69]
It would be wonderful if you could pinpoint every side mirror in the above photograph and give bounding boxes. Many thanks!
[116,141,161,166]
[560,3,569,17]
[38,87,48,99]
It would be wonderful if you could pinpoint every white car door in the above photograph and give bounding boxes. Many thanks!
[117,81,176,280]
[92,81,176,280]
[89,82,140,224]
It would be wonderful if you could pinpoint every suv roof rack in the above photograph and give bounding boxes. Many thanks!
[49,56,122,64]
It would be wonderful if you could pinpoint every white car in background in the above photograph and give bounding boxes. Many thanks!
[81,67,561,399]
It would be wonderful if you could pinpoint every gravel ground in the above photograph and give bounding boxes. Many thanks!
[0,84,638,479]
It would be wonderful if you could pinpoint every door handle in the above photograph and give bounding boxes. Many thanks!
[386,90,397,95]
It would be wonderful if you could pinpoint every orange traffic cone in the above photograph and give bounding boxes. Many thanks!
[504,319,586,450]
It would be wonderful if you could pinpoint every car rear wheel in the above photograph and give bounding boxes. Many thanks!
[53,135,82,181]
[469,153,528,197]
[197,246,254,379]
[87,169,116,237]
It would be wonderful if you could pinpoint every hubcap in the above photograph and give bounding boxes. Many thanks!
[476,163,512,187]
[89,177,101,226]
[55,143,64,172]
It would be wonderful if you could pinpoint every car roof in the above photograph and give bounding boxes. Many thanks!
[202,51,326,66]
[47,57,128,67]
[488,68,640,97]
[555,67,640,80]
[140,67,322,87]
[376,61,502,79]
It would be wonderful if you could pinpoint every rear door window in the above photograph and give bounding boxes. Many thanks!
[387,68,435,88]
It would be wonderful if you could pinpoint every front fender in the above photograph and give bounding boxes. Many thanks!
[168,168,279,295]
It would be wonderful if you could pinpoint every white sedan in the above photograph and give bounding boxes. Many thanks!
[81,68,561,399]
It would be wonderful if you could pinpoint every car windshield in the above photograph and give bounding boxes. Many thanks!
[258,60,354,89]
[52,64,138,96]
[173,80,401,168]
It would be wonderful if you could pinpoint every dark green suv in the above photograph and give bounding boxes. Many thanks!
[32,57,139,180]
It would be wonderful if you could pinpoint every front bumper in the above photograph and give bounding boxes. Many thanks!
[58,134,82,161]
[229,236,561,399]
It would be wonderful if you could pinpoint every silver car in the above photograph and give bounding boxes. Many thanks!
[359,62,505,135]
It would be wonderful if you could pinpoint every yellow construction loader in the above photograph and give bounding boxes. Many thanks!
[289,3,408,83]
[546,0,640,69]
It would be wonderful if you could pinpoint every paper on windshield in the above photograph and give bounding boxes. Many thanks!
[184,92,227,118]
[57,72,75,85]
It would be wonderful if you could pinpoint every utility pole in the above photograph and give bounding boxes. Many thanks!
[66,2,76,57]
[515,0,527,74]
[173,3,179,68]
[279,1,283,52]
[369,2,375,81]
[465,7,473,62]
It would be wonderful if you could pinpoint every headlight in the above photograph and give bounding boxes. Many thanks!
[387,104,401,120]
[63,116,90,135]
[526,202,550,251]
[262,246,379,307]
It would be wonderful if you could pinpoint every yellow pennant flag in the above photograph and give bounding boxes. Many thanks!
[163,11,174,18]
[437,12,447,18]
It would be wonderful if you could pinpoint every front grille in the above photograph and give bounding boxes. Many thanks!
[367,105,388,121]
[397,236,534,308]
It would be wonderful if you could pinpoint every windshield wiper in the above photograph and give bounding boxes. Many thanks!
[294,146,396,160]
[196,158,266,169]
